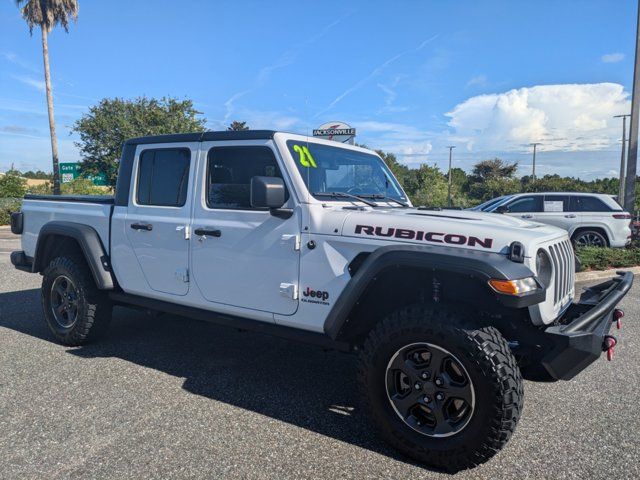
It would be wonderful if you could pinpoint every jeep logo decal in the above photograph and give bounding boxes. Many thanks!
[354,224,493,249]
[301,287,330,305]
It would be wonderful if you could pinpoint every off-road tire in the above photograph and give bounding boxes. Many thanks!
[41,255,112,346]
[357,304,523,472]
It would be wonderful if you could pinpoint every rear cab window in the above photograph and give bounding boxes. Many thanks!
[136,148,190,207]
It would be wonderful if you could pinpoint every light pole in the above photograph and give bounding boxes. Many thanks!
[625,0,640,213]
[530,142,541,186]
[447,146,455,207]
[614,114,630,204]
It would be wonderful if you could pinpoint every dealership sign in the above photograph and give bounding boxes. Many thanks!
[312,121,356,144]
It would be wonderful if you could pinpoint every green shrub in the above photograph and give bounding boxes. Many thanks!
[61,178,106,195]
[27,182,53,195]
[576,246,640,271]
[0,198,22,226]
[0,172,27,198]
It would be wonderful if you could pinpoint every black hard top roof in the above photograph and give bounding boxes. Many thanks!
[124,130,277,145]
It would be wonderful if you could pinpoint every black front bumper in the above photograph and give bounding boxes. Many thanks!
[539,271,633,380]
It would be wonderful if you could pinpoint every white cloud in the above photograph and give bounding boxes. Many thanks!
[222,13,351,123]
[315,34,439,118]
[601,53,625,63]
[445,83,630,153]
[2,51,40,73]
[466,74,488,87]
[12,74,46,92]
[356,120,433,165]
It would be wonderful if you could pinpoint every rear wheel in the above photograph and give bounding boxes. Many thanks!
[42,255,112,346]
[572,229,608,248]
[358,304,523,472]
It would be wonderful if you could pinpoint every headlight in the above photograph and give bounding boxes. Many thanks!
[535,249,553,287]
[488,277,539,295]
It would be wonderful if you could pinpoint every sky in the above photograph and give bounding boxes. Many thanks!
[0,0,638,179]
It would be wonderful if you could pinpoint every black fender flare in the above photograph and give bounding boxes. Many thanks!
[33,221,115,290]
[323,244,544,340]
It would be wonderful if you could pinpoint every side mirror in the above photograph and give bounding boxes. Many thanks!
[250,176,286,209]
[495,205,510,214]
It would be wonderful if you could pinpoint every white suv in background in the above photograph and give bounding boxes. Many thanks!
[484,192,632,247]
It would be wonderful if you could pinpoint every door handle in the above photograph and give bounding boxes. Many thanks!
[194,228,221,237]
[521,214,533,219]
[131,223,153,231]
[564,214,576,218]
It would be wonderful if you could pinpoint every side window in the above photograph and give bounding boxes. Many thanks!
[543,195,570,212]
[506,196,542,213]
[570,196,612,212]
[137,148,190,207]
[207,146,287,209]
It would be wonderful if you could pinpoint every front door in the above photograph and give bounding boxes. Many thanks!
[191,142,301,315]
[124,144,196,296]
[504,195,543,221]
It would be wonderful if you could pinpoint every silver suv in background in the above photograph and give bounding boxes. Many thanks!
[482,192,632,248]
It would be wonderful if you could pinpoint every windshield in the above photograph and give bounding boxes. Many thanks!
[286,140,407,202]
[484,195,515,212]
[472,195,509,211]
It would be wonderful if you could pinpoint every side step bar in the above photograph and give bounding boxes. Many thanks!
[109,292,351,352]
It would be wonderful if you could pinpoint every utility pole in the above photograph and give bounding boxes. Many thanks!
[530,142,541,187]
[447,146,455,207]
[625,0,640,213]
[614,114,630,205]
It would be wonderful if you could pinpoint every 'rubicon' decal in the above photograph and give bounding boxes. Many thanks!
[355,224,494,249]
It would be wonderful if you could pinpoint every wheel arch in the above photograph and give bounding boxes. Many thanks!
[323,245,543,343]
[571,225,610,246]
[33,221,115,290]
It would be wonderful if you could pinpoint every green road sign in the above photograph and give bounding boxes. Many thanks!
[60,163,108,186]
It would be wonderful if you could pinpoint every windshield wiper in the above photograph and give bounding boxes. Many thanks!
[363,194,410,208]
[312,192,378,207]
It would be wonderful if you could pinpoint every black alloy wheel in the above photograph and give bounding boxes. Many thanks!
[385,342,474,437]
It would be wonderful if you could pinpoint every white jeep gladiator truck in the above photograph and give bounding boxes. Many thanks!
[10,130,633,471]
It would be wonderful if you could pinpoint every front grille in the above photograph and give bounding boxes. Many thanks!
[548,239,574,306]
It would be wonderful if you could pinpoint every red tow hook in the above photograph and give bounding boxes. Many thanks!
[613,309,624,330]
[603,335,617,361]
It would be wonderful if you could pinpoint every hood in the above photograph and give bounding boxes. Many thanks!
[314,206,568,256]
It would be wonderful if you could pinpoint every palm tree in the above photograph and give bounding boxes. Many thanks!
[16,0,79,195]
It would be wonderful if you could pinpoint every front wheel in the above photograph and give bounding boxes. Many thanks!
[357,305,523,472]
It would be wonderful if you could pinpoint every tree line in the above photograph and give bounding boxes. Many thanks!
[375,150,635,209]
[3,95,638,211]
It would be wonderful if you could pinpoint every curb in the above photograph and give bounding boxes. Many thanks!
[576,266,640,282]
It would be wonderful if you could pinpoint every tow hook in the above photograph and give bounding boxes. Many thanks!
[603,335,617,361]
[613,309,624,330]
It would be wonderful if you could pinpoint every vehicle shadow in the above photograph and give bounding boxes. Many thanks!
[0,288,434,471]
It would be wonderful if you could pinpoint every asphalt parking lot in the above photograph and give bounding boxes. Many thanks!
[0,227,638,479]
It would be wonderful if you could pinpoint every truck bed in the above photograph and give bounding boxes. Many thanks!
[20,195,114,258]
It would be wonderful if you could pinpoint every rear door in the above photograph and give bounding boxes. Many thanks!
[190,141,301,315]
[537,194,573,231]
[124,144,196,296]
